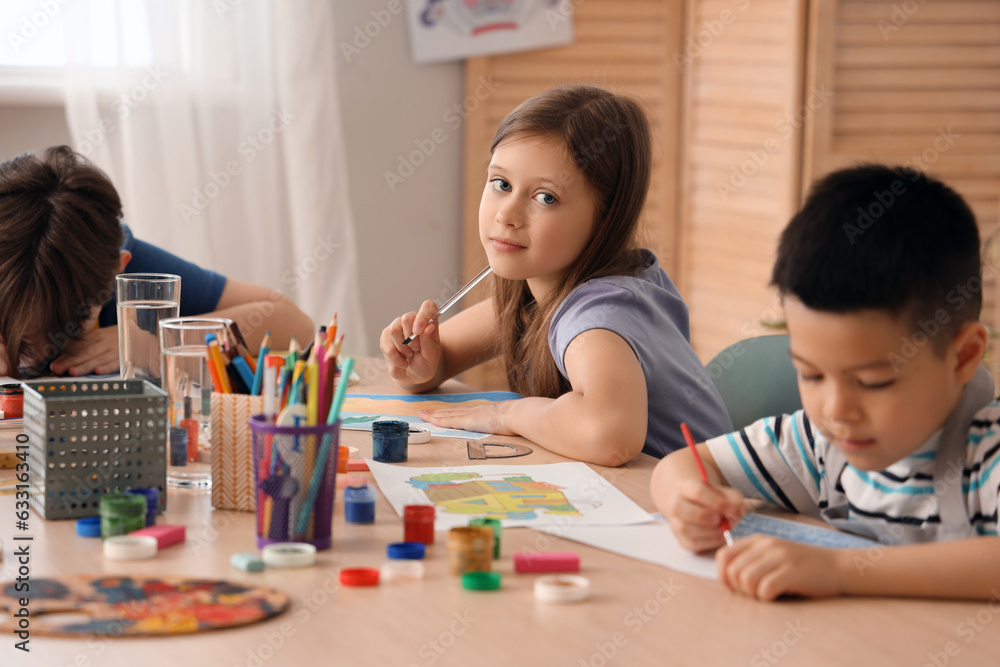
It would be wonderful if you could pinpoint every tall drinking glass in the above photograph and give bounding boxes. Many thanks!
[116,274,180,386]
[159,317,232,488]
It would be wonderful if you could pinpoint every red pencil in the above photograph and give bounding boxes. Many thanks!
[680,422,735,547]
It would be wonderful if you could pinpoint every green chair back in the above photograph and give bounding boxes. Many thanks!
[706,334,802,431]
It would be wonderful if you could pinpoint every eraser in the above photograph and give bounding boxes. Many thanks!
[513,551,580,573]
[129,524,186,549]
[231,552,266,572]
[347,458,369,471]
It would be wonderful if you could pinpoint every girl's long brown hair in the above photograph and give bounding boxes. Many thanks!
[0,146,123,376]
[490,85,652,397]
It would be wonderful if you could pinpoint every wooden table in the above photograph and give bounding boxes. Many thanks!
[2,358,999,666]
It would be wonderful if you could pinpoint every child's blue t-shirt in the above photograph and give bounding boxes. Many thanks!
[97,224,227,327]
[548,249,733,458]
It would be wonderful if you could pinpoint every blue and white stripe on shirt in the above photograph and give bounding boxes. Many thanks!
[706,405,1000,537]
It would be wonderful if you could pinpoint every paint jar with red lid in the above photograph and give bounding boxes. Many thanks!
[403,504,436,544]
[0,384,23,419]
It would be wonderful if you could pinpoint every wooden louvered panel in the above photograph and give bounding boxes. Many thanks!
[838,2,1000,23]
[460,0,683,389]
[805,0,1000,381]
[679,0,806,362]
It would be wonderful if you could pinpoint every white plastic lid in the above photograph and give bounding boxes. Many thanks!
[534,575,591,603]
[381,559,425,582]
[262,542,317,568]
[103,535,158,560]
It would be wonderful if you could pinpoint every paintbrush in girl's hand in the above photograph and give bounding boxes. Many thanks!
[402,266,492,345]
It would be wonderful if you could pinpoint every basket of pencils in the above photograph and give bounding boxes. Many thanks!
[209,319,350,516]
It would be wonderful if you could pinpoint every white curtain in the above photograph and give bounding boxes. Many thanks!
[60,0,367,354]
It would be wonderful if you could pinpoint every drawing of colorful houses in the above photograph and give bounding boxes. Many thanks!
[413,474,581,521]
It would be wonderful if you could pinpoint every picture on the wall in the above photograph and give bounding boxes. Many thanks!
[405,0,574,64]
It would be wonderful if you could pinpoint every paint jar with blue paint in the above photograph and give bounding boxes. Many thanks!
[372,420,408,463]
[126,487,160,526]
[344,477,376,524]
[169,426,188,468]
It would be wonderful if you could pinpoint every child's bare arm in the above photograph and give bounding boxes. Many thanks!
[207,278,314,351]
[417,328,645,466]
[651,444,745,551]
[717,535,1000,601]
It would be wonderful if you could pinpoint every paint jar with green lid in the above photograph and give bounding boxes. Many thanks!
[469,517,501,559]
[100,493,147,538]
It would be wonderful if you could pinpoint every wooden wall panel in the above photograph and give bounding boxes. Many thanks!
[459,0,684,389]
[678,0,807,362]
[804,0,1000,377]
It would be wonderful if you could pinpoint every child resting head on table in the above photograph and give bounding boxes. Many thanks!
[0,145,314,379]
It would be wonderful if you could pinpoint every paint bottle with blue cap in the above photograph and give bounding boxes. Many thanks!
[344,476,375,524]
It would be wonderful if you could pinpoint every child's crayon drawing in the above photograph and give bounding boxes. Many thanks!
[367,460,653,531]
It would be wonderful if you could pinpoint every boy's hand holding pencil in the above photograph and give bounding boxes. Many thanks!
[653,425,745,553]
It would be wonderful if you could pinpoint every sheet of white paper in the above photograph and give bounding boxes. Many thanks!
[366,460,653,531]
[536,513,877,580]
[536,514,719,579]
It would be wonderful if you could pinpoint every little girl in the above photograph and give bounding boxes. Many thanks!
[381,85,731,466]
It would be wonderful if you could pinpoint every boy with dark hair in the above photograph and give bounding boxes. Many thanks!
[0,145,314,378]
[652,164,1000,601]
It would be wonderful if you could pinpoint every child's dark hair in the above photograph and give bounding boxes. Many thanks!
[490,84,652,396]
[771,164,981,351]
[0,146,123,376]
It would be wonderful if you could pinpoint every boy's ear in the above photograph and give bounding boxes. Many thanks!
[950,321,988,384]
[117,250,132,273]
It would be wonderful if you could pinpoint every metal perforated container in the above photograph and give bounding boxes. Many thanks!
[22,379,168,519]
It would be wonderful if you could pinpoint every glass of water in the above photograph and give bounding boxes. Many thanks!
[159,317,233,488]
[116,274,181,386]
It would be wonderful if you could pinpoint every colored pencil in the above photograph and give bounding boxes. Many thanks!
[295,356,354,535]
[251,332,271,396]
[205,333,232,394]
[680,422,734,547]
